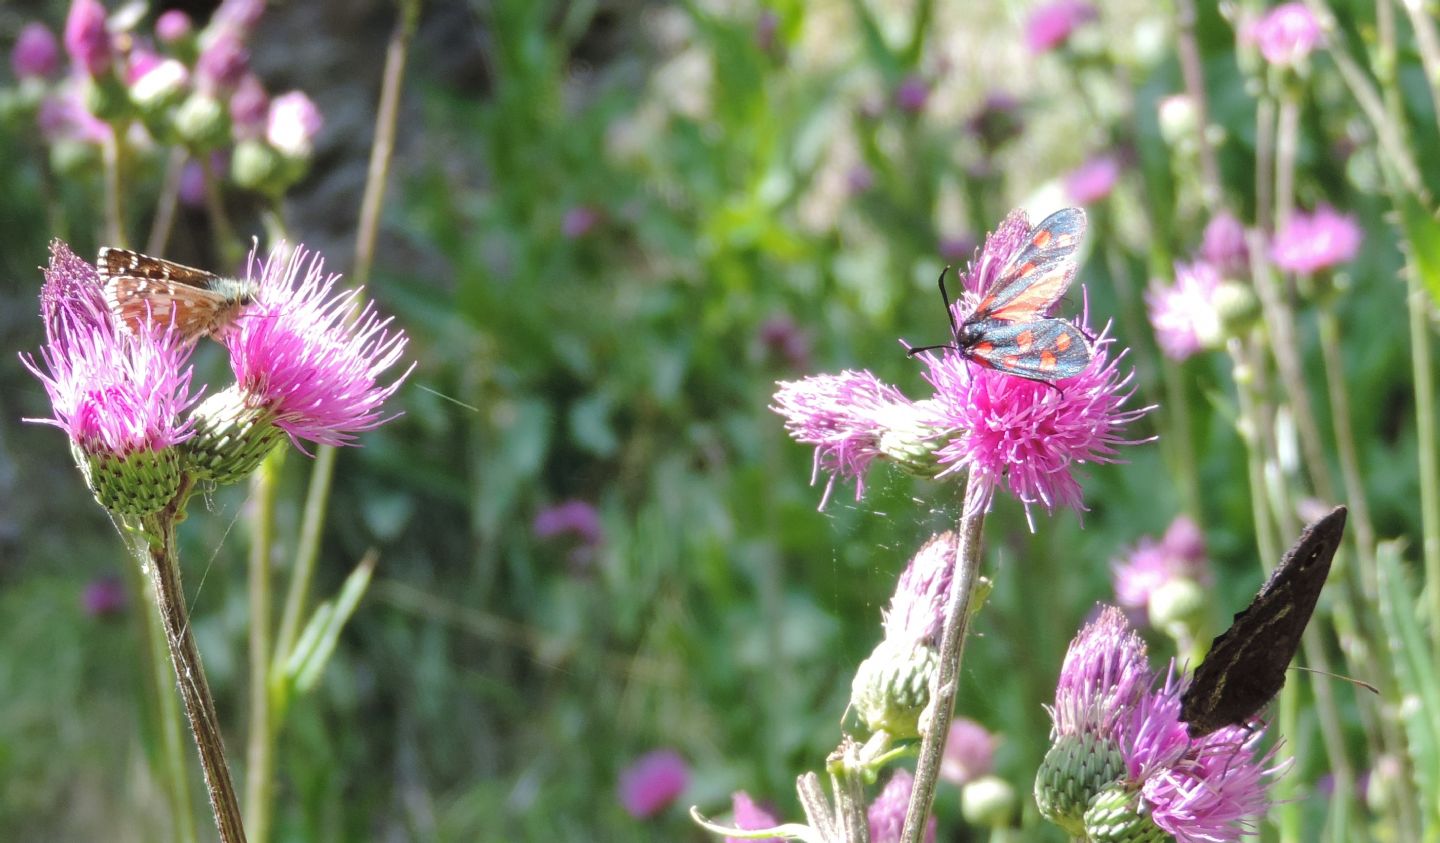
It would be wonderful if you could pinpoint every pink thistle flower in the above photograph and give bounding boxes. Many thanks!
[1112,516,1212,611]
[1200,211,1249,277]
[772,370,947,509]
[617,749,689,818]
[156,10,194,44]
[867,769,936,843]
[920,324,1149,526]
[82,575,127,617]
[222,244,411,450]
[12,22,60,80]
[1146,261,1222,361]
[64,0,112,78]
[1064,154,1121,205]
[883,531,955,648]
[941,717,998,786]
[1047,606,1151,740]
[1026,0,1097,54]
[533,499,604,568]
[22,243,200,513]
[266,90,323,159]
[1270,204,1362,274]
[1038,609,1283,841]
[1127,671,1282,842]
[725,791,781,843]
[1248,2,1323,67]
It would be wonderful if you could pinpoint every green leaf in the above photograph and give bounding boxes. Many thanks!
[1396,192,1440,309]
[281,553,378,697]
[1376,541,1440,827]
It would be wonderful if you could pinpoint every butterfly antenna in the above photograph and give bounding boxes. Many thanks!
[1289,665,1380,695]
[906,266,961,359]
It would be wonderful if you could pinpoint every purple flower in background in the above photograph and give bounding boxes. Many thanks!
[155,10,194,44]
[1112,515,1211,611]
[211,0,266,37]
[966,91,1024,153]
[941,717,998,786]
[64,0,112,78]
[618,749,689,818]
[758,314,811,370]
[562,205,600,239]
[847,164,875,194]
[1146,261,1222,361]
[223,244,411,449]
[725,792,781,843]
[12,22,60,80]
[938,233,977,265]
[23,242,199,459]
[39,85,110,144]
[1249,2,1323,67]
[229,73,270,141]
[868,769,936,843]
[1271,205,1362,274]
[1064,155,1120,205]
[1200,211,1249,277]
[266,90,323,158]
[83,576,127,617]
[196,30,249,94]
[894,74,929,114]
[534,499,604,568]
[754,10,780,55]
[1026,0,1097,54]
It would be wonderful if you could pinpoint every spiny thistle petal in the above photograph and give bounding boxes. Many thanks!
[224,243,412,450]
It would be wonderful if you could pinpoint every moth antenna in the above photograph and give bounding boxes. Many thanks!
[1289,665,1380,695]
[937,265,960,340]
[905,342,957,358]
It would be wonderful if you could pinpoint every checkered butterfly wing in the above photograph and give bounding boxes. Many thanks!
[98,248,244,342]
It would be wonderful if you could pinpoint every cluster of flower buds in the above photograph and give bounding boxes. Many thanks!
[2,0,322,195]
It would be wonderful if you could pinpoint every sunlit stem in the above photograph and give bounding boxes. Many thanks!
[244,451,282,842]
[900,476,985,843]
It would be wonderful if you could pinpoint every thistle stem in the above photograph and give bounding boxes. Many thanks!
[900,479,985,843]
[1174,0,1221,210]
[146,148,187,256]
[141,478,248,843]
[101,127,127,247]
[244,452,281,841]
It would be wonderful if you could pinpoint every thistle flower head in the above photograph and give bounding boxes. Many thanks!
[155,10,194,44]
[882,531,955,647]
[1038,609,1284,842]
[1248,2,1323,67]
[222,243,411,451]
[64,0,112,78]
[1026,0,1097,54]
[1065,154,1121,205]
[617,749,689,819]
[772,370,950,509]
[1271,205,1362,275]
[266,90,322,159]
[13,22,60,80]
[1200,211,1249,277]
[942,717,999,786]
[1147,261,1223,361]
[1112,515,1212,613]
[868,769,936,843]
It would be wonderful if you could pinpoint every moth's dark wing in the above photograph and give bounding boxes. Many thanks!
[1180,506,1347,737]
[962,318,1093,382]
[97,247,218,288]
[971,208,1087,322]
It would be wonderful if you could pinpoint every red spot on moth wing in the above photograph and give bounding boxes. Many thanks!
[1039,351,1058,370]
[1002,355,1020,369]
[1031,228,1053,247]
[1054,331,1072,352]
[973,341,995,354]
[1015,330,1034,352]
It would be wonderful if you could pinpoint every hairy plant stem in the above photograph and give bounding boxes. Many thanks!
[140,476,248,843]
[243,452,282,841]
[900,480,985,843]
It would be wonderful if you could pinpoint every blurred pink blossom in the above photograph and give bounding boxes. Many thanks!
[617,749,689,818]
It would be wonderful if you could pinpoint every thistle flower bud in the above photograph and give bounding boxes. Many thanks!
[1082,782,1169,843]
[1033,733,1127,835]
[185,387,287,484]
[850,639,938,739]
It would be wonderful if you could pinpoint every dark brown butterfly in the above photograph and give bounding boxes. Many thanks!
[1179,506,1348,738]
[98,248,258,344]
